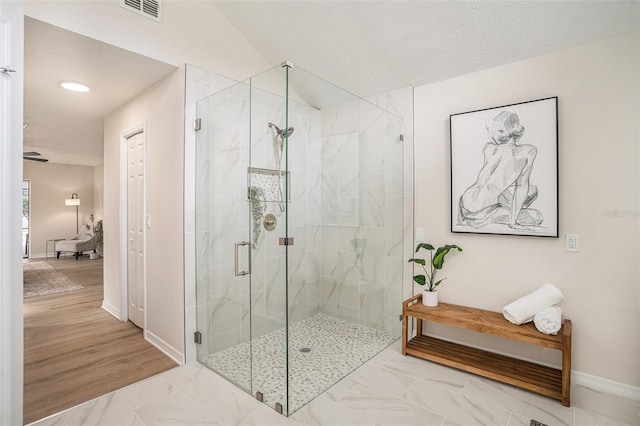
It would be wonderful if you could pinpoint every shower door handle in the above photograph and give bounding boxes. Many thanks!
[234,241,251,276]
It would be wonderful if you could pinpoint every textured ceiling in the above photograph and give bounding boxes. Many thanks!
[213,0,640,98]
[24,17,177,166]
[23,2,640,166]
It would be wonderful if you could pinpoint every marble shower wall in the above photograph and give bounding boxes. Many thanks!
[319,96,406,335]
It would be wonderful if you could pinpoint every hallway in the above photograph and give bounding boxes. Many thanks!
[23,257,176,424]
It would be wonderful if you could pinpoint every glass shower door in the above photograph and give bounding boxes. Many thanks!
[194,68,291,414]
[194,81,254,396]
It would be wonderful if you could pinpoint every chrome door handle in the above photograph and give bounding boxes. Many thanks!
[234,241,251,276]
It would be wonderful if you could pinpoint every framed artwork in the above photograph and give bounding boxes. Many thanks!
[450,96,558,237]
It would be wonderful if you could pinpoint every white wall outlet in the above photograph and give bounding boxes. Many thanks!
[415,228,424,242]
[565,233,579,252]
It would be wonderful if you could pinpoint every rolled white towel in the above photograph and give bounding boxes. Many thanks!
[502,283,564,325]
[534,305,563,335]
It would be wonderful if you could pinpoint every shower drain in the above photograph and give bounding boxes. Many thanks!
[299,348,311,353]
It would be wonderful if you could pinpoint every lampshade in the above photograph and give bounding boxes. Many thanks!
[65,193,80,206]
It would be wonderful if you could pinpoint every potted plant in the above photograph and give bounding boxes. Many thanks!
[408,242,462,306]
[85,214,103,259]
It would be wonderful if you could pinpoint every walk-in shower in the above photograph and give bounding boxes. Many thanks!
[194,62,404,416]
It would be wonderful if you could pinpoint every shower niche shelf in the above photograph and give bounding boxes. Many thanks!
[247,167,290,203]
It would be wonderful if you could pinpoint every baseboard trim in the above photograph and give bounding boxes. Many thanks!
[101,300,120,319]
[573,370,640,401]
[145,330,185,365]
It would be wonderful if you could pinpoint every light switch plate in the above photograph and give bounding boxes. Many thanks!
[565,233,579,252]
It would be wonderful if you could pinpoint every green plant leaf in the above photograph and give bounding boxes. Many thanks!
[413,275,426,285]
[415,243,434,252]
[432,244,462,269]
[433,278,446,288]
[408,257,425,265]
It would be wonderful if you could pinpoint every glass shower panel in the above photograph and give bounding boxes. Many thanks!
[194,81,253,395]
[285,67,403,415]
[245,66,289,413]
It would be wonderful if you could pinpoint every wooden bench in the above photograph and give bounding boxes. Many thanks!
[401,294,572,406]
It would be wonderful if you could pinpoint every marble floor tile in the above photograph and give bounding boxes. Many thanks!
[337,383,445,425]
[381,354,471,394]
[321,374,359,402]
[575,407,636,426]
[571,383,640,425]
[134,390,219,425]
[116,374,177,410]
[402,379,511,426]
[367,344,397,366]
[462,377,574,426]
[161,364,238,407]
[203,390,297,426]
[62,393,139,426]
[291,394,381,426]
[351,361,416,398]
[507,413,533,426]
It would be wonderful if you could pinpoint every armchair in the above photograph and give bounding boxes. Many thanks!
[55,230,95,260]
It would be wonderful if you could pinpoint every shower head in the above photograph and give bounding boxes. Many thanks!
[268,122,294,139]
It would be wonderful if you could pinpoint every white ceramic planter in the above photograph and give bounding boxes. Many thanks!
[422,290,438,307]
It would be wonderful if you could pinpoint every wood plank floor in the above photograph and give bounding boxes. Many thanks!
[23,257,177,425]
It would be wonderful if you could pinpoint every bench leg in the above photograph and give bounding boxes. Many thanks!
[561,320,572,406]
[75,252,80,260]
[56,251,61,259]
[402,314,407,356]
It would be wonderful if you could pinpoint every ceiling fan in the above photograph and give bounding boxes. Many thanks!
[23,151,49,162]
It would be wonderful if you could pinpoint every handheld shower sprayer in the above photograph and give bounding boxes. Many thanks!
[268,122,294,140]
[268,122,295,213]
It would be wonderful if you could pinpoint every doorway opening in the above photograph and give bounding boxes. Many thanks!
[22,180,30,258]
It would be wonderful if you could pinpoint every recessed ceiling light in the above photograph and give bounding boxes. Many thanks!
[60,81,90,92]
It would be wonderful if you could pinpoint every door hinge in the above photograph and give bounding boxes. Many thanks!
[399,314,403,321]
[193,118,202,131]
[399,134,404,141]
[194,331,202,344]
[279,237,294,246]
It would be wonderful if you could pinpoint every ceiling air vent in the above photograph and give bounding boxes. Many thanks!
[120,0,162,23]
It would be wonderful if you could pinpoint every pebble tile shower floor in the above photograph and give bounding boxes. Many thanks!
[202,313,397,414]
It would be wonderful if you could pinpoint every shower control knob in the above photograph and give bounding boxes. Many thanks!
[263,214,277,231]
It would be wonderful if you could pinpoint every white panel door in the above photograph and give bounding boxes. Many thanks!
[127,131,145,328]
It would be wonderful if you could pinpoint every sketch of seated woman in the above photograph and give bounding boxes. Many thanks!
[458,110,543,230]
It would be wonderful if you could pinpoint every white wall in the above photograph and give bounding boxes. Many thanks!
[94,163,104,220]
[24,0,270,81]
[23,161,95,258]
[0,1,24,423]
[414,32,639,390]
[104,66,186,362]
